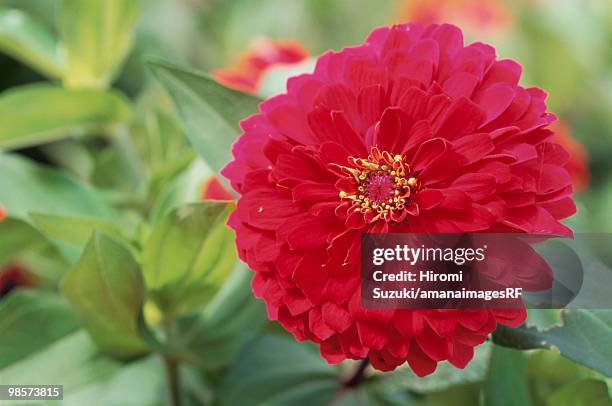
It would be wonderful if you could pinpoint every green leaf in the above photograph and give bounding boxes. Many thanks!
[131,91,191,174]
[0,331,168,406]
[143,202,236,315]
[413,384,481,406]
[0,84,131,151]
[142,202,235,316]
[90,125,146,194]
[13,248,68,290]
[0,8,64,78]
[0,153,116,223]
[30,212,135,263]
[40,139,95,180]
[149,158,211,225]
[0,290,80,369]
[60,232,148,357]
[130,94,195,205]
[176,263,266,370]
[0,218,45,266]
[63,355,167,406]
[526,309,562,330]
[493,309,612,377]
[59,0,140,88]
[30,213,130,256]
[218,335,338,406]
[0,331,122,393]
[527,349,598,403]
[546,379,612,406]
[483,345,533,406]
[148,60,261,179]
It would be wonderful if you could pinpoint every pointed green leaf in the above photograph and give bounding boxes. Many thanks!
[493,309,612,377]
[148,60,261,179]
[0,290,79,369]
[64,356,166,405]
[0,218,45,266]
[142,202,235,316]
[30,213,130,255]
[59,0,139,88]
[0,8,64,78]
[546,379,612,406]
[484,345,533,406]
[0,84,131,151]
[149,158,211,225]
[60,232,148,357]
[176,263,266,370]
[0,153,116,223]
[527,350,594,384]
[0,332,122,391]
[218,335,338,406]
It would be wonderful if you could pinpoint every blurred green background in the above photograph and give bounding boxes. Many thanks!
[0,0,611,405]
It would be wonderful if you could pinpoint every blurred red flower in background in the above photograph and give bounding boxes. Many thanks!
[0,207,37,299]
[0,264,36,298]
[212,38,309,94]
[551,120,589,192]
[201,176,234,200]
[400,0,512,35]
[223,22,576,376]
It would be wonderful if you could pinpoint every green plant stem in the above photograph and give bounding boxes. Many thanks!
[343,358,370,388]
[163,354,182,406]
[163,319,182,406]
[329,359,371,406]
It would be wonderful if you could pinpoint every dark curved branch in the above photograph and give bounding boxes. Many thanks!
[343,358,370,388]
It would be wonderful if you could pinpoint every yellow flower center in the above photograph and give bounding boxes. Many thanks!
[339,147,420,222]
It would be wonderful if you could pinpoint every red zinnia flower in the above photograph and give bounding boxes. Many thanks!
[0,204,6,222]
[222,23,575,376]
[212,38,309,94]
